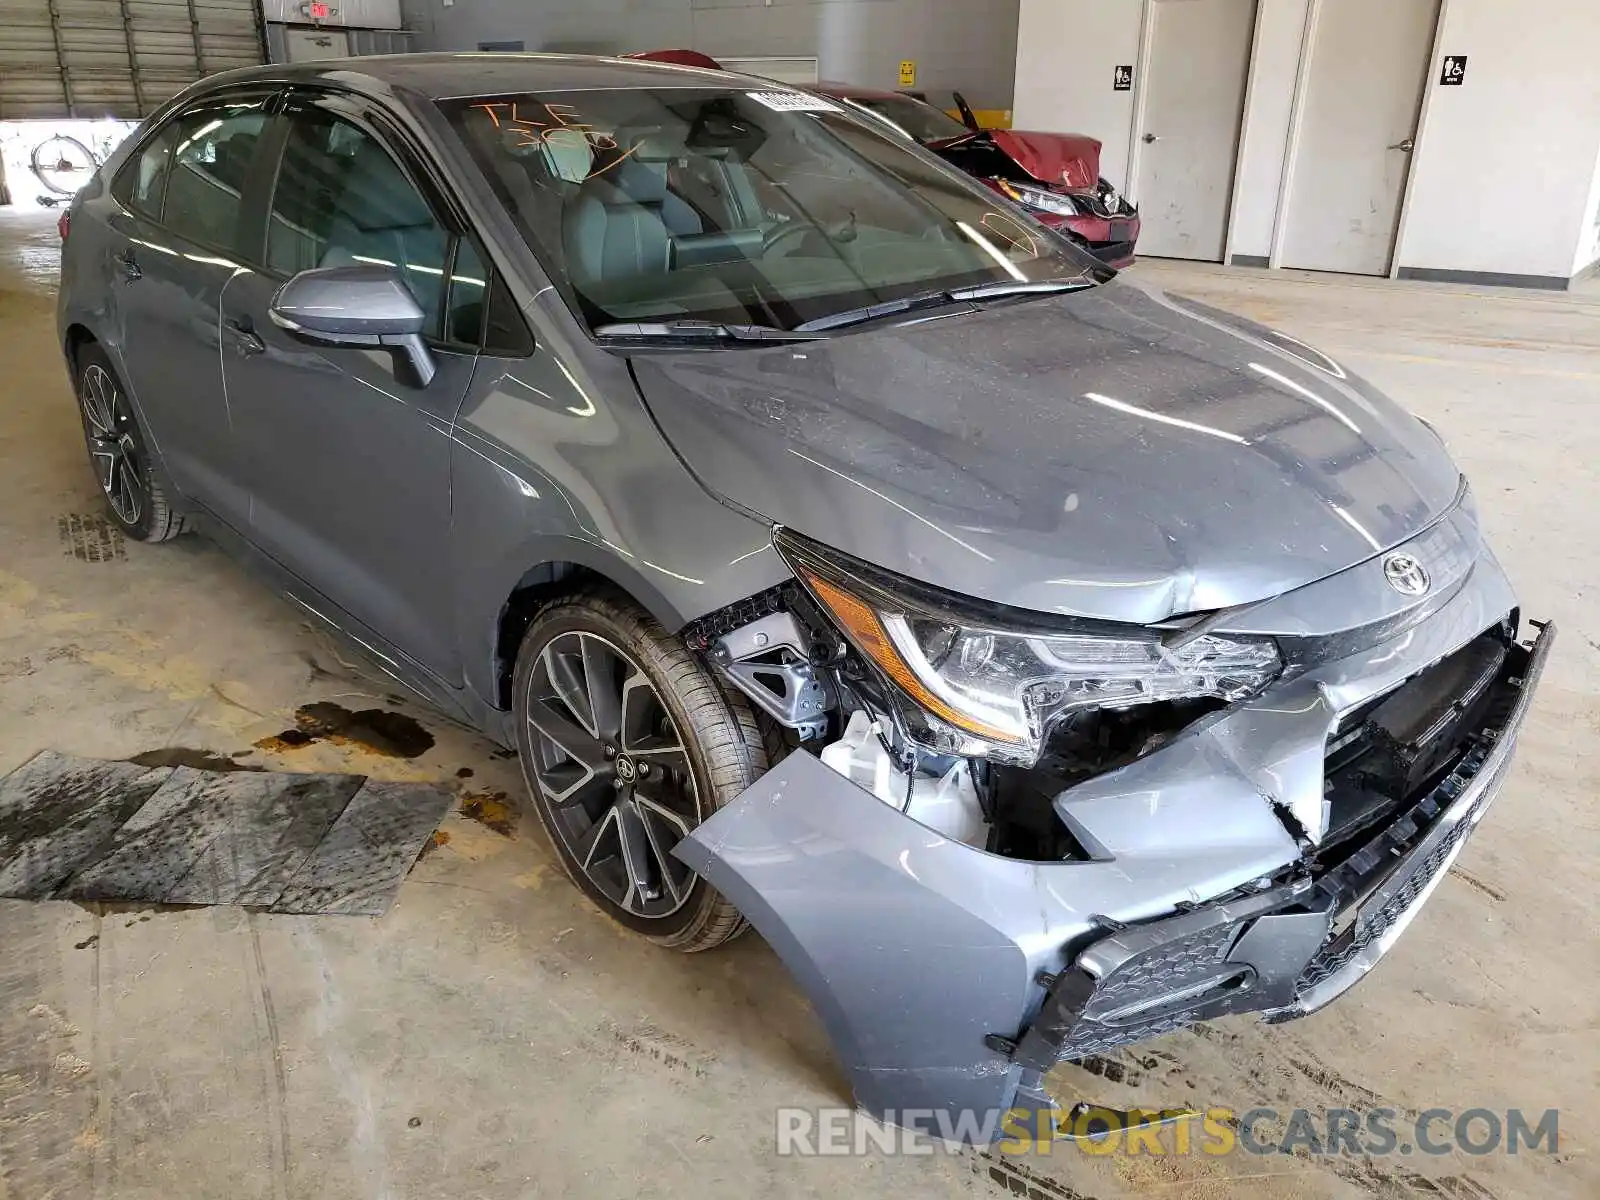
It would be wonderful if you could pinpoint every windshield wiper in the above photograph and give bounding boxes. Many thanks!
[947,275,1100,301]
[793,275,1101,334]
[593,320,827,343]
[792,288,970,333]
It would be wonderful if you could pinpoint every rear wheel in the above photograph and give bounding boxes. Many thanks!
[75,346,184,542]
[512,589,767,951]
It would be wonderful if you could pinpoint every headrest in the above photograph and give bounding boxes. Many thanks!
[537,128,594,184]
[623,129,688,162]
[208,133,259,188]
[607,154,669,204]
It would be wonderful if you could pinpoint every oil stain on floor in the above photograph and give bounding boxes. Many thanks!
[459,791,517,837]
[255,702,436,759]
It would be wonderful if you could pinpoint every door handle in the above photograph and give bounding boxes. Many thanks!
[114,247,141,280]
[224,317,266,357]
[1142,132,1159,144]
[1388,137,1415,152]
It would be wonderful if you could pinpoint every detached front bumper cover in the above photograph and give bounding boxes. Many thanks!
[675,620,1551,1141]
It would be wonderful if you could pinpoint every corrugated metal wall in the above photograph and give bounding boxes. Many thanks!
[0,0,266,119]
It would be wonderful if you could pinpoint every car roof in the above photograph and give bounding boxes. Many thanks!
[200,51,756,101]
[814,81,914,103]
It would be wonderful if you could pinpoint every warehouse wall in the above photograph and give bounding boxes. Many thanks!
[1396,0,1600,283]
[1226,0,1307,262]
[1015,0,1600,286]
[398,0,1021,109]
[1012,0,1140,186]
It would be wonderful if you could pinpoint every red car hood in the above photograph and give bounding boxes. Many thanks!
[988,129,1102,190]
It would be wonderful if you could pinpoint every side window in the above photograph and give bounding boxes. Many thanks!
[482,273,535,358]
[160,103,270,249]
[444,239,534,356]
[267,110,450,336]
[446,238,489,345]
[113,123,179,219]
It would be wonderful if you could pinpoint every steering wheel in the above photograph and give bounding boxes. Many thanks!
[762,221,815,257]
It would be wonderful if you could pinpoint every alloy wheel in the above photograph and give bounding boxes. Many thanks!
[525,631,700,919]
[80,364,145,525]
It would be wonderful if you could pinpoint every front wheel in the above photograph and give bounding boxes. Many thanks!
[512,589,768,951]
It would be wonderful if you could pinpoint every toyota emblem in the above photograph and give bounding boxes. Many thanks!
[1383,552,1430,597]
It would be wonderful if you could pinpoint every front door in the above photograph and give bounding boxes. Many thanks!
[1279,0,1439,275]
[108,93,276,528]
[218,93,484,681]
[1133,0,1257,261]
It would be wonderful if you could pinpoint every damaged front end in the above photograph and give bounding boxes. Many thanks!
[674,509,1553,1141]
[931,130,1140,266]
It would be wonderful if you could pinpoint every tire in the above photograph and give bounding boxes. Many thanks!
[512,588,768,952]
[756,710,806,770]
[74,345,184,542]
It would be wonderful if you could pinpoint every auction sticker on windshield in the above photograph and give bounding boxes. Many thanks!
[746,91,842,113]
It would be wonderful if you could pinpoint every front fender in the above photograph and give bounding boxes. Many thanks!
[448,346,791,711]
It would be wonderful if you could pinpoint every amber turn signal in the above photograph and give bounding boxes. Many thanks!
[799,568,1023,746]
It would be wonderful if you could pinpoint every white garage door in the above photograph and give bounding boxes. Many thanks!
[0,0,265,120]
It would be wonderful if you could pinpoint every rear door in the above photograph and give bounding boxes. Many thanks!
[107,90,280,528]
[216,89,486,680]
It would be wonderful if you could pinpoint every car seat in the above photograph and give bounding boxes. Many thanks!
[562,132,703,286]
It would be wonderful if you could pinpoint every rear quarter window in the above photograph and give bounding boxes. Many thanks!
[112,125,179,219]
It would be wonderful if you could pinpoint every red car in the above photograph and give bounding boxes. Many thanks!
[814,84,1140,268]
[627,52,1139,268]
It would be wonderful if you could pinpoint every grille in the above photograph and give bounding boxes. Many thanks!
[1297,741,1504,991]
[1058,924,1243,1058]
[1059,1009,1194,1061]
[1022,628,1541,1067]
[1320,630,1507,847]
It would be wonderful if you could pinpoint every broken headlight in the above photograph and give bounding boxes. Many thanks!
[779,532,1281,766]
[997,180,1083,218]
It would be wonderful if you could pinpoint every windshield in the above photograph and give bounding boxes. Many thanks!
[439,88,1097,335]
[840,93,971,143]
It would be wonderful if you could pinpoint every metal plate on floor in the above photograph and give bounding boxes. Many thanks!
[0,750,452,915]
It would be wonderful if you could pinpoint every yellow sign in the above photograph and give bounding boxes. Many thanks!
[898,60,917,87]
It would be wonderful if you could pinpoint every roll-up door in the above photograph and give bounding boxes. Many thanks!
[0,0,265,120]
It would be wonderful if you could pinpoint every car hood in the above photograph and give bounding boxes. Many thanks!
[988,129,1102,190]
[627,282,1463,624]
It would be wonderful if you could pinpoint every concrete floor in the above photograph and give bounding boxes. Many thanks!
[0,205,1595,1200]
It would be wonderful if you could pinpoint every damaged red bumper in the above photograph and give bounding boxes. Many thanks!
[1036,210,1141,270]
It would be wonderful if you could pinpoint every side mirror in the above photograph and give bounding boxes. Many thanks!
[269,265,437,387]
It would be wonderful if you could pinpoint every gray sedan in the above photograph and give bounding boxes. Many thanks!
[56,53,1551,1139]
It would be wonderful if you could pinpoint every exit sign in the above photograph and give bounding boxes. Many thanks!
[309,1,331,17]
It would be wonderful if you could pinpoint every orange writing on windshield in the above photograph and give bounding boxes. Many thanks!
[468,100,639,178]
